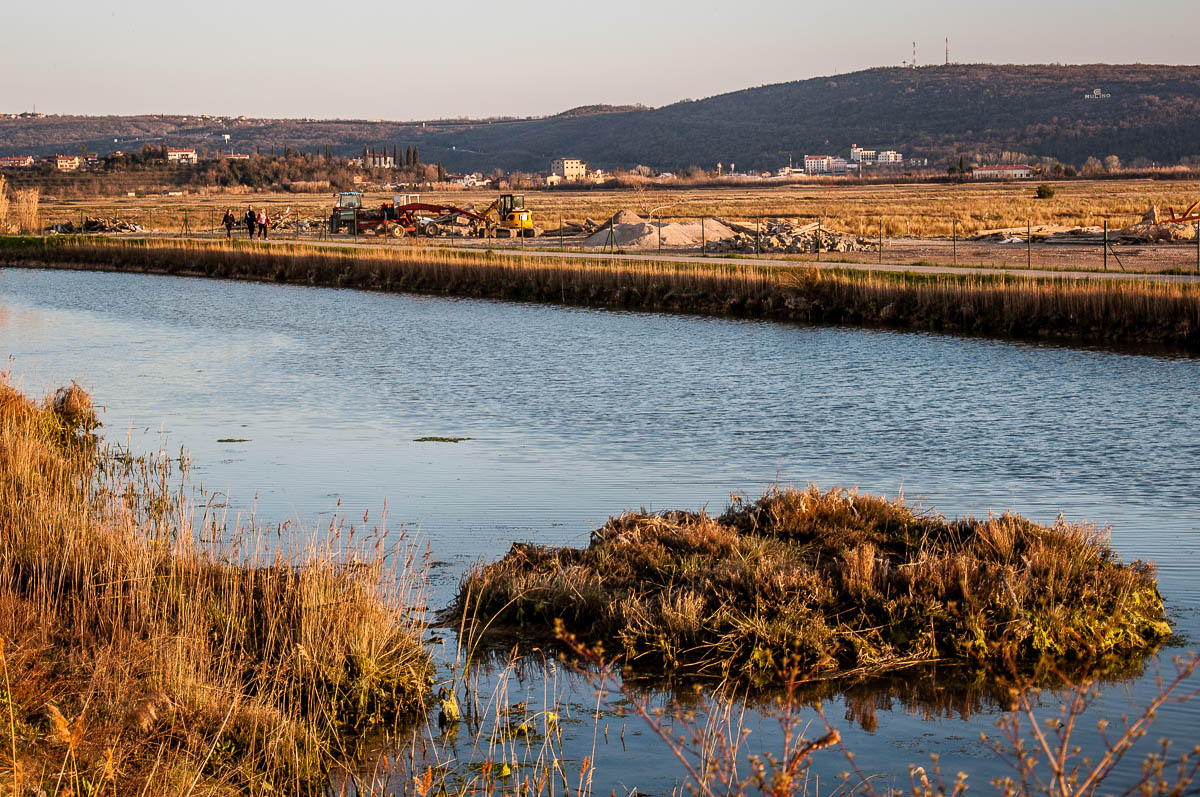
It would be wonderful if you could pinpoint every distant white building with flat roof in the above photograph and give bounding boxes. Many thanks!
[550,158,587,182]
[972,164,1033,180]
[166,148,197,165]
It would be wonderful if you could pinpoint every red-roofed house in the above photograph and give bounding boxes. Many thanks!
[0,155,34,168]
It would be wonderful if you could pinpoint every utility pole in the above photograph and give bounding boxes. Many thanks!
[945,37,949,66]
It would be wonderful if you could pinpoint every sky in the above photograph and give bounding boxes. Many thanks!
[2,0,1198,120]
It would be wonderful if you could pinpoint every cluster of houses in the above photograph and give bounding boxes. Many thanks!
[0,153,102,171]
[0,147,252,172]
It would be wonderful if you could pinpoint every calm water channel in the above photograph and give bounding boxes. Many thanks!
[2,266,1198,794]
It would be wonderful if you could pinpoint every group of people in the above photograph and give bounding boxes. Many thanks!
[221,207,270,240]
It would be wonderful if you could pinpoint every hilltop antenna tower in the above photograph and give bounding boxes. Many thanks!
[912,41,917,69]
[945,37,950,65]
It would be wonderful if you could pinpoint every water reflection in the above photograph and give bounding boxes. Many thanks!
[2,266,1198,793]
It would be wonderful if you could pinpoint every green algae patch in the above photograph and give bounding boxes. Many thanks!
[454,486,1170,686]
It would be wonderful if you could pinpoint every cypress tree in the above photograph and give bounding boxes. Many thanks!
[412,146,419,166]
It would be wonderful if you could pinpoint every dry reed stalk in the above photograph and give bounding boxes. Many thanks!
[0,176,9,234]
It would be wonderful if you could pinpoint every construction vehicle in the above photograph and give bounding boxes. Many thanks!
[328,193,485,237]
[328,192,542,239]
[477,194,541,238]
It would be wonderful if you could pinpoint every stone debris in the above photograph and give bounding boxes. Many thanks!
[45,216,146,234]
[974,221,1197,245]
[704,218,877,254]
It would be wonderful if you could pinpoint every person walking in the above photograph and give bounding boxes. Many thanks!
[222,209,235,239]
[244,207,256,240]
[257,209,269,240]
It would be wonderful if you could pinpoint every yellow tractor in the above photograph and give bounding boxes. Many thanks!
[478,194,540,238]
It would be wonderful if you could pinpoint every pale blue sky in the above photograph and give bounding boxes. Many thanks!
[3,0,1197,119]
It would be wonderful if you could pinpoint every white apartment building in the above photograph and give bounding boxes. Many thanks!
[550,158,587,181]
[804,155,834,174]
[804,156,850,175]
[850,144,876,163]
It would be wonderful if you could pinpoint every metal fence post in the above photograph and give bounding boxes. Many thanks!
[817,219,822,262]
[952,219,957,265]
[657,213,662,254]
[1103,220,1107,271]
[559,213,563,250]
[701,217,705,254]
[878,219,883,264]
[756,217,760,256]
[1027,220,1031,270]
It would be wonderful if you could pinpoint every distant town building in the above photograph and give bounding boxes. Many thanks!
[851,145,903,165]
[0,155,34,168]
[226,153,250,160]
[360,151,394,168]
[550,158,587,182]
[850,145,876,163]
[54,154,81,171]
[973,164,1033,180]
[166,148,197,165]
[450,172,490,188]
[804,155,834,174]
[804,155,850,175]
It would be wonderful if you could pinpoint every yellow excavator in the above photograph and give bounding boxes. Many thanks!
[477,194,540,238]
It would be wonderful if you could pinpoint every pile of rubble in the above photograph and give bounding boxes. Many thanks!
[45,216,146,234]
[268,208,325,232]
[704,218,877,254]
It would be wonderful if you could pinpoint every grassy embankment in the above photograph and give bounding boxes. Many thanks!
[455,487,1172,688]
[0,380,432,794]
[1,235,1197,349]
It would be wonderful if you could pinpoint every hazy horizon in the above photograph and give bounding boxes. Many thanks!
[4,0,1199,119]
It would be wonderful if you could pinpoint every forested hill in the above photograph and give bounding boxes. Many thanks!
[420,64,1200,171]
[4,64,1199,172]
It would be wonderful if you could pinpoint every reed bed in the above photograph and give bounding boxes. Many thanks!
[454,486,1171,687]
[1,236,1197,349]
[0,379,432,795]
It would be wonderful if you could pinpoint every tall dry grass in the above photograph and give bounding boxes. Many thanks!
[0,378,432,795]
[7,185,39,234]
[0,236,1196,349]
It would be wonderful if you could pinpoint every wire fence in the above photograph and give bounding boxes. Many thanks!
[33,205,1200,276]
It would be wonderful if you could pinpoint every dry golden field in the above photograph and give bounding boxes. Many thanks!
[34,178,1200,237]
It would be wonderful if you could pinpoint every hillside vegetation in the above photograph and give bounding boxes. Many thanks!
[3,64,1200,172]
